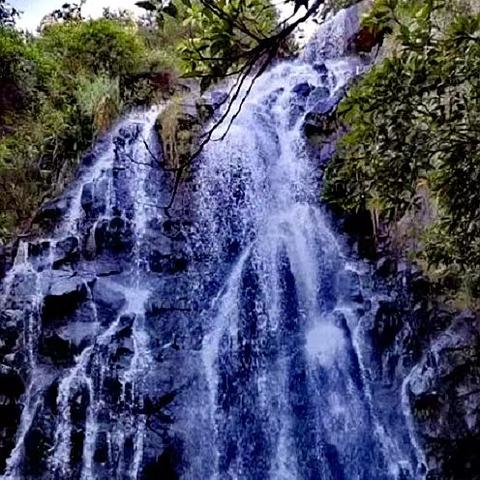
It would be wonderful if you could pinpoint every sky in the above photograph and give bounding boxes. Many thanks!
[11,0,143,31]
[10,0,315,39]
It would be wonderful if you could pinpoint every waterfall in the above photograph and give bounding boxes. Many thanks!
[0,108,164,479]
[180,54,420,479]
[0,5,425,480]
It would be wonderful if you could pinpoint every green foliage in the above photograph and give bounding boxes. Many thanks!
[0,14,175,242]
[38,19,145,77]
[324,0,480,299]
[75,75,123,133]
[137,0,279,89]
[180,0,278,86]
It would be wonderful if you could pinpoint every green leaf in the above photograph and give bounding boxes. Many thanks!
[163,2,178,18]
[135,1,157,12]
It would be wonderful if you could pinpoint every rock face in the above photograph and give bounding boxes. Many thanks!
[0,107,205,479]
[408,313,480,479]
[156,88,224,169]
[300,2,480,476]
[351,253,480,480]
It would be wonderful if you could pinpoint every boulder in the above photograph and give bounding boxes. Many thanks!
[306,86,331,111]
[33,197,69,227]
[292,82,315,97]
[42,272,89,321]
[52,236,80,269]
[303,91,343,141]
[92,278,127,326]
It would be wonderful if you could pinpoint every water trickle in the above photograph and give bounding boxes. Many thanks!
[0,107,164,480]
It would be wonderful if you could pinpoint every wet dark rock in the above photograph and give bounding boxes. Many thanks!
[82,152,96,167]
[81,182,95,212]
[407,313,480,478]
[375,257,397,277]
[160,220,186,241]
[102,376,123,405]
[82,179,108,217]
[70,386,89,468]
[92,279,126,326]
[142,442,182,480]
[338,269,363,303]
[0,311,21,356]
[149,250,189,274]
[40,332,76,366]
[53,236,80,269]
[373,299,403,348]
[410,273,430,301]
[94,178,108,214]
[28,241,51,271]
[0,367,25,400]
[303,96,341,140]
[0,244,10,280]
[94,431,109,464]
[42,273,89,321]
[34,197,69,227]
[292,82,315,97]
[313,62,328,76]
[22,398,56,477]
[95,216,135,255]
[307,86,330,109]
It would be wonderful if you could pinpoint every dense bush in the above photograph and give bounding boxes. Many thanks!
[0,10,182,241]
[324,0,480,302]
[0,0,287,241]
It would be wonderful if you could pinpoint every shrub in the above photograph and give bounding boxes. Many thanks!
[324,0,480,300]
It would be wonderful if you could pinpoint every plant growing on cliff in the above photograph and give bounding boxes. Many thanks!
[324,0,480,300]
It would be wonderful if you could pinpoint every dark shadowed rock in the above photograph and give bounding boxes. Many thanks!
[53,236,80,269]
[407,313,480,478]
[42,273,89,321]
[81,182,94,212]
[33,197,69,227]
[292,82,315,97]
[94,216,135,255]
[40,332,75,366]
[149,250,189,274]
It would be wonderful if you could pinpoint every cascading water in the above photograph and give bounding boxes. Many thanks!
[179,51,420,480]
[0,108,164,479]
[0,4,426,480]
